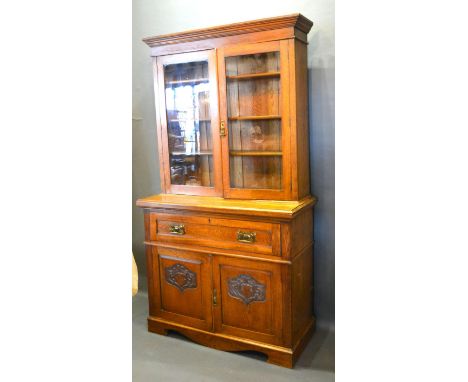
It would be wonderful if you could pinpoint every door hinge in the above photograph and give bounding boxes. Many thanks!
[213,288,218,306]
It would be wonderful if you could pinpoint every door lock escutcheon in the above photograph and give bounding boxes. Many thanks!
[220,120,226,137]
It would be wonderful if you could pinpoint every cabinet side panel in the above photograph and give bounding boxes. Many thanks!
[291,245,314,345]
[291,39,311,199]
[144,210,151,241]
[281,263,293,347]
[291,209,313,257]
[144,212,156,315]
[280,222,292,259]
[148,246,161,317]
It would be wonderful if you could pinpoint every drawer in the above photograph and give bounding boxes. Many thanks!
[148,213,281,256]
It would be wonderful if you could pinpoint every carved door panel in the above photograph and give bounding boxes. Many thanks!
[150,247,213,331]
[212,256,283,345]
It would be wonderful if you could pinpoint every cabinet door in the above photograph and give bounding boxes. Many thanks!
[155,50,223,196]
[149,247,213,331]
[218,41,292,200]
[212,256,283,345]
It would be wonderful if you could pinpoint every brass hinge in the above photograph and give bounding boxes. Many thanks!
[213,288,218,305]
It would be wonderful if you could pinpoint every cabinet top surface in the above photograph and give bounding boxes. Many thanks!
[143,13,313,48]
[136,194,316,218]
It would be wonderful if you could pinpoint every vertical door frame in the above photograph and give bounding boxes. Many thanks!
[155,50,223,196]
[217,40,292,200]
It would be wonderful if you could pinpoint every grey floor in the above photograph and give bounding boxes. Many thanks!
[133,291,334,381]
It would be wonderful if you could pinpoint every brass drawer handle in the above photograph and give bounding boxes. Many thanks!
[169,224,185,235]
[237,231,256,243]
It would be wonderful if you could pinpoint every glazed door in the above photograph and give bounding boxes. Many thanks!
[212,256,283,345]
[156,50,223,196]
[150,247,213,331]
[218,41,292,200]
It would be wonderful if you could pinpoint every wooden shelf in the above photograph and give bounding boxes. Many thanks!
[166,78,209,86]
[226,71,280,80]
[229,151,282,157]
[170,151,212,156]
[228,115,281,121]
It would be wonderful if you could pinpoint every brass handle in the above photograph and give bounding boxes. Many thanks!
[213,288,218,305]
[237,231,256,243]
[220,120,226,137]
[169,224,185,235]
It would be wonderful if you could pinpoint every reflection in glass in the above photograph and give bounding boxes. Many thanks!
[164,61,213,187]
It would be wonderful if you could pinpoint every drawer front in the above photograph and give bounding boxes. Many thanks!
[149,213,281,256]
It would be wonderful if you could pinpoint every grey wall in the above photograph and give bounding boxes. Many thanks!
[132,0,334,328]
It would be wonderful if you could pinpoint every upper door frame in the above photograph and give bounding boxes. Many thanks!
[155,50,223,196]
[217,40,292,200]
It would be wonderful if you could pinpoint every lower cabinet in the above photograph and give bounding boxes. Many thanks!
[149,246,283,345]
[141,202,316,368]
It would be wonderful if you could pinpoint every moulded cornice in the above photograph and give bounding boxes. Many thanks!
[143,13,313,48]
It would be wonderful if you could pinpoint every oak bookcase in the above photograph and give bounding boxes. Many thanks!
[137,14,316,368]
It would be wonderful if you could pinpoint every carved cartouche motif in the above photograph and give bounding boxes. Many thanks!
[228,274,266,305]
[165,263,197,292]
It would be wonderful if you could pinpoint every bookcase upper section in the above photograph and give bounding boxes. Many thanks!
[143,14,313,200]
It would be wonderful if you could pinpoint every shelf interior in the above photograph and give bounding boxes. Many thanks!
[226,71,280,80]
[229,151,282,157]
[228,115,281,121]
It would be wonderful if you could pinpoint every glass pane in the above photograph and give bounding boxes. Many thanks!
[164,61,214,187]
[225,52,282,189]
